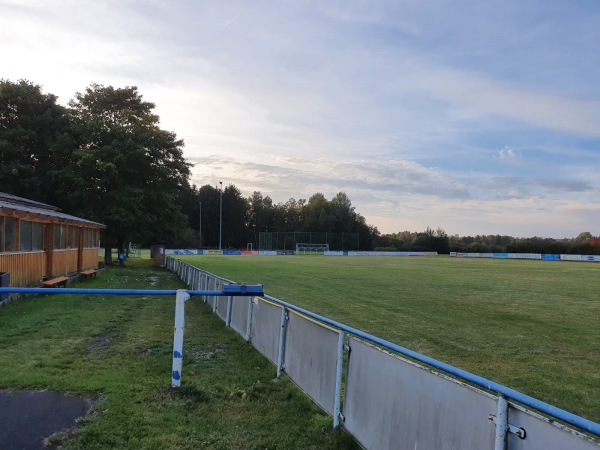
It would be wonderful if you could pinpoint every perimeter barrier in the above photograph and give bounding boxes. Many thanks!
[166,256,600,450]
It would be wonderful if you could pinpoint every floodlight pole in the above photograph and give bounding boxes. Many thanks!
[219,181,223,250]
[199,201,202,248]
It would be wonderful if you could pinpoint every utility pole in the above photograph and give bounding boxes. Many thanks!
[219,181,223,250]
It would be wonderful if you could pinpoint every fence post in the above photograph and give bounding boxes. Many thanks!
[277,307,288,378]
[213,279,219,313]
[225,295,233,327]
[494,394,508,450]
[246,297,253,342]
[333,330,345,428]
[171,289,190,388]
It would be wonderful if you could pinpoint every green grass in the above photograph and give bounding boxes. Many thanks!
[0,260,358,450]
[179,255,600,424]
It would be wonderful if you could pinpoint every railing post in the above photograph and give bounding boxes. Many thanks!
[277,307,288,378]
[225,295,233,327]
[171,289,190,388]
[494,394,508,450]
[333,330,345,428]
[212,279,219,313]
[246,297,253,342]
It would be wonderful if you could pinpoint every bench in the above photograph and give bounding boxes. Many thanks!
[42,276,69,288]
[80,269,98,280]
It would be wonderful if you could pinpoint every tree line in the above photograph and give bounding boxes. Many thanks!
[374,230,600,255]
[178,187,378,250]
[2,79,598,260]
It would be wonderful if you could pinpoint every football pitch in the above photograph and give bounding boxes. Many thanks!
[178,254,600,424]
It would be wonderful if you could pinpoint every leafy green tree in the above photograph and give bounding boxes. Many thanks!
[222,185,250,248]
[247,191,276,232]
[0,79,73,204]
[575,231,593,242]
[65,84,191,262]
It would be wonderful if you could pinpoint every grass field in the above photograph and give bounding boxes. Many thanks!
[0,260,358,450]
[179,254,600,425]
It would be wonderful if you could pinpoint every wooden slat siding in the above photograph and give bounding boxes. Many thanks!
[52,249,79,276]
[81,248,100,269]
[0,252,46,286]
[46,223,54,278]
[77,226,84,271]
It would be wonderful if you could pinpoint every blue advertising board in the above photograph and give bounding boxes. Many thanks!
[542,254,560,261]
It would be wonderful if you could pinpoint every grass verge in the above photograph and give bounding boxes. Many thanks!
[0,259,358,450]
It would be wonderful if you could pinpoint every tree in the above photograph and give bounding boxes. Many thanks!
[0,79,73,204]
[221,185,250,248]
[65,84,191,262]
[247,191,276,232]
[575,231,593,242]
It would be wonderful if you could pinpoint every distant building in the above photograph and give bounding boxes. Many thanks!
[0,192,105,286]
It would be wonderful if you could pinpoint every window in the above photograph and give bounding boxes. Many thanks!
[53,225,66,249]
[32,223,43,251]
[83,229,100,248]
[5,217,17,252]
[20,221,32,251]
[67,227,79,249]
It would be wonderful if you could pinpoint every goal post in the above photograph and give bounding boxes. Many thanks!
[295,243,329,254]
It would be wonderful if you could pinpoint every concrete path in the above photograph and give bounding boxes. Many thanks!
[0,390,91,450]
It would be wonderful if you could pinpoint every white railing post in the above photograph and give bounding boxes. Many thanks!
[277,307,288,378]
[494,394,508,450]
[333,330,345,428]
[171,289,190,388]
[246,297,253,342]
[225,295,233,327]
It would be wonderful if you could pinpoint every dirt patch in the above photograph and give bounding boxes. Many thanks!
[0,390,93,450]
[89,333,114,352]
[188,348,226,361]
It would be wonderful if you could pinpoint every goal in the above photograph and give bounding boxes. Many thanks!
[295,243,329,254]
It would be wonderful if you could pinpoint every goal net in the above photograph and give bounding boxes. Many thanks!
[295,243,329,254]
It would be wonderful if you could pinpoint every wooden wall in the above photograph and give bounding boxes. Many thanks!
[52,249,79,276]
[0,252,46,287]
[81,248,101,270]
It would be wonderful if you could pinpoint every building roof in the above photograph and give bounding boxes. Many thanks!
[0,192,105,228]
[0,192,60,211]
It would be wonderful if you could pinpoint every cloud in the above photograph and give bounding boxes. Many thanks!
[497,146,516,159]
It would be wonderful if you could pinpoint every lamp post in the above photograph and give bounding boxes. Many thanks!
[219,181,223,250]
[199,201,202,248]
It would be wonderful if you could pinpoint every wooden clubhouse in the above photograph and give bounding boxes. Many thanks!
[0,192,105,287]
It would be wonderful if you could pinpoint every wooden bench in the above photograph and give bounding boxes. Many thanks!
[42,276,69,288]
[80,269,98,280]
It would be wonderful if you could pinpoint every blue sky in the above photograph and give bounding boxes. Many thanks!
[2,0,599,237]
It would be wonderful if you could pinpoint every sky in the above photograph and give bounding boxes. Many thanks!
[2,0,599,238]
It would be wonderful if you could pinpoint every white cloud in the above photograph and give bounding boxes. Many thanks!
[497,146,516,159]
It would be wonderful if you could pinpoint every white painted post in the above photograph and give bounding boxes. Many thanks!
[333,330,345,428]
[246,297,253,342]
[171,289,190,388]
[225,295,233,327]
[494,394,508,450]
[276,307,287,378]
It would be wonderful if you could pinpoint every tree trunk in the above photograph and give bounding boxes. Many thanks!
[104,244,113,265]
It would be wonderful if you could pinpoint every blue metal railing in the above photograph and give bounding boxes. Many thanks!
[0,287,261,296]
